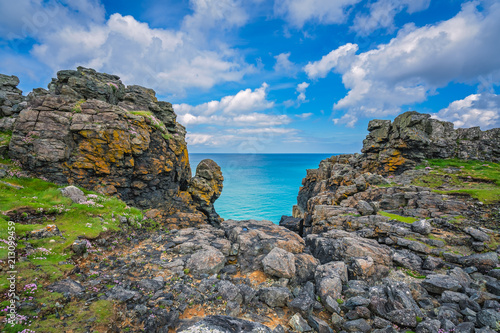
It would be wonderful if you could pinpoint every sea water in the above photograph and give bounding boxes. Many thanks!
[189,153,334,224]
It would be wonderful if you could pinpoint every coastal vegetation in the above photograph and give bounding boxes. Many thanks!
[0,158,148,332]
[413,159,500,203]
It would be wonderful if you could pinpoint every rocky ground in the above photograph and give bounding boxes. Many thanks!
[2,164,499,333]
[1,69,500,333]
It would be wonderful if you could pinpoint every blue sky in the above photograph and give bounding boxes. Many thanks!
[1,0,499,153]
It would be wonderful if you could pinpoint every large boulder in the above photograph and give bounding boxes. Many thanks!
[222,219,305,272]
[189,159,224,226]
[186,248,226,275]
[306,230,392,279]
[7,67,223,227]
[47,279,84,295]
[262,247,296,279]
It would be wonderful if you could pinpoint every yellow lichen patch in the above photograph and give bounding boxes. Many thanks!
[107,129,132,162]
[94,159,111,174]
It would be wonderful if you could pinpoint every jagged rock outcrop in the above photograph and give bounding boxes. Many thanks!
[271,110,500,333]
[361,111,500,174]
[0,74,26,118]
[294,111,499,231]
[6,67,223,226]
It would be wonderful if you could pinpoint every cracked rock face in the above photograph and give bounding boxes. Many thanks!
[7,67,223,227]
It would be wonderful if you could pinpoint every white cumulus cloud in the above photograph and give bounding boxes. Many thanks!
[4,0,253,96]
[304,43,358,79]
[306,1,500,126]
[296,82,309,102]
[274,0,362,28]
[432,93,500,130]
[174,83,274,117]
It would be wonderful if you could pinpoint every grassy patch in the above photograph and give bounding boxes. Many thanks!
[128,111,171,140]
[405,270,426,279]
[0,130,12,146]
[379,211,418,223]
[0,175,145,331]
[71,99,86,113]
[31,299,116,332]
[414,159,500,204]
[428,234,447,245]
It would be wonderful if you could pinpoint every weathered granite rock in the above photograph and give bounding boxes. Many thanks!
[138,278,165,292]
[306,229,392,279]
[288,293,314,318]
[222,219,305,272]
[459,252,499,272]
[179,315,272,333]
[393,249,423,271]
[30,224,61,238]
[362,111,500,173]
[315,262,344,301]
[308,315,333,333]
[59,185,86,203]
[186,248,226,275]
[477,309,500,329]
[343,319,371,333]
[411,219,432,235]
[8,67,223,226]
[0,74,26,117]
[47,279,84,295]
[415,319,441,333]
[279,215,302,233]
[258,287,292,308]
[262,247,296,279]
[189,159,224,226]
[107,286,139,302]
[71,240,87,256]
[289,313,312,332]
[464,227,490,242]
[294,253,320,285]
[422,275,462,294]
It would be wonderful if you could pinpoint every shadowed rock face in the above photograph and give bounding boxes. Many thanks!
[7,67,223,227]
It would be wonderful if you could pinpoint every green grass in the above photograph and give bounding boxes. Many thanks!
[378,211,418,223]
[405,270,426,279]
[428,234,447,245]
[31,299,116,332]
[414,159,500,204]
[128,111,171,141]
[128,110,153,117]
[0,130,12,146]
[71,99,86,113]
[0,173,147,332]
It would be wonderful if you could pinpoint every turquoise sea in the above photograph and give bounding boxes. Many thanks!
[189,154,334,224]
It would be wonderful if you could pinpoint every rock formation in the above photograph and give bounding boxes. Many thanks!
[361,111,500,174]
[0,74,26,118]
[4,67,223,227]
